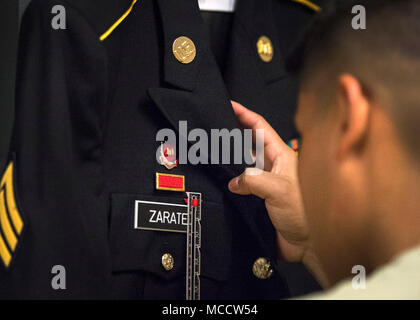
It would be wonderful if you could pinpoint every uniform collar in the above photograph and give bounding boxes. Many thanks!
[156,0,206,91]
[156,0,287,90]
[232,0,288,84]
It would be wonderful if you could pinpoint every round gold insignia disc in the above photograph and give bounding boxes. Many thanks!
[172,36,196,64]
[256,36,274,63]
[252,257,273,279]
[162,253,174,271]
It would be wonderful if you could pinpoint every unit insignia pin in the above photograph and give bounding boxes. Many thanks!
[159,143,178,170]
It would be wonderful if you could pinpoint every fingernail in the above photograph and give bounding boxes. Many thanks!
[229,177,239,190]
[244,168,263,176]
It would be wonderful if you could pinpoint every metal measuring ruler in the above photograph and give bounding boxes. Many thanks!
[185,192,202,300]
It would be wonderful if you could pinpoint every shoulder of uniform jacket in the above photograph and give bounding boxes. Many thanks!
[29,0,135,42]
[287,0,322,12]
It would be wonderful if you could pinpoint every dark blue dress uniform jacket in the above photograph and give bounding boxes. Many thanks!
[0,0,321,299]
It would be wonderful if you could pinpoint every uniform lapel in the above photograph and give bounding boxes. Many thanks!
[154,0,203,92]
[224,0,288,116]
[222,0,292,260]
[148,0,282,262]
[228,0,287,82]
[148,0,242,176]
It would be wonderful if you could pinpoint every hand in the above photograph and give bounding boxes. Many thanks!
[228,101,310,262]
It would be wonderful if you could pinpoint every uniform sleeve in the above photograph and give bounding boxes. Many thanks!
[0,0,108,297]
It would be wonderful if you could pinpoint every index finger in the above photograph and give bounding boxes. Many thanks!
[231,100,292,163]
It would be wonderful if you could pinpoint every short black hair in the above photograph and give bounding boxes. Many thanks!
[288,0,420,158]
[288,0,407,76]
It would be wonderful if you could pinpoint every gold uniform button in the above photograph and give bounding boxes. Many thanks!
[172,36,196,64]
[162,253,174,271]
[252,257,273,279]
[256,36,274,63]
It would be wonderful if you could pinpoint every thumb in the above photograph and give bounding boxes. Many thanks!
[228,168,278,200]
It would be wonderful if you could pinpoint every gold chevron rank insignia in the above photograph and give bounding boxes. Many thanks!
[0,162,24,269]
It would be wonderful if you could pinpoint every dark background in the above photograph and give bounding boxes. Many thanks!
[0,0,18,170]
[0,0,31,170]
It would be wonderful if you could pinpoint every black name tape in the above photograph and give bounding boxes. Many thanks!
[134,200,188,233]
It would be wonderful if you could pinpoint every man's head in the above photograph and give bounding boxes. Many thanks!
[292,0,420,284]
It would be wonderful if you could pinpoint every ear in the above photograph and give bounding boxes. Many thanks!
[336,74,370,159]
